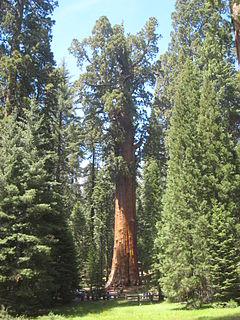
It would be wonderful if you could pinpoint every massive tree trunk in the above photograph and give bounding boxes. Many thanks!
[230,0,240,68]
[106,113,140,288]
[70,17,158,290]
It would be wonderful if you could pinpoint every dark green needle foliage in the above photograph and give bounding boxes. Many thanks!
[198,75,240,302]
[0,105,77,313]
[92,167,115,285]
[155,60,210,306]
[137,112,166,274]
[155,58,240,306]
[0,0,58,115]
[154,0,240,306]
[0,110,55,312]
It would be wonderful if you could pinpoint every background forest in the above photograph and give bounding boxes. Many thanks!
[1,0,240,315]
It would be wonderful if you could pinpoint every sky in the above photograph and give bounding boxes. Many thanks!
[51,0,176,79]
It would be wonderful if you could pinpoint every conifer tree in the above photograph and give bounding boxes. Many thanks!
[50,61,82,208]
[0,105,77,313]
[0,0,57,116]
[156,50,240,306]
[154,1,240,305]
[197,75,240,302]
[70,16,159,287]
[155,60,210,305]
[92,167,115,284]
[155,0,235,125]
[137,112,166,274]
[70,165,115,289]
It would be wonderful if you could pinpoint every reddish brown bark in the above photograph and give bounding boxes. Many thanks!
[106,114,140,288]
[230,0,240,68]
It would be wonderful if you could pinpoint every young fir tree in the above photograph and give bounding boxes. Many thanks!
[50,60,83,209]
[137,112,166,275]
[197,74,240,302]
[156,53,240,306]
[70,164,115,289]
[155,60,211,305]
[0,105,77,313]
[154,0,240,305]
[92,167,115,285]
[196,8,240,301]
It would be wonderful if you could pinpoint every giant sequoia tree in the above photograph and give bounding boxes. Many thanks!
[70,16,159,287]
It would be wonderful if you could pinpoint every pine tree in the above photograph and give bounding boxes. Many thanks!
[156,53,240,306]
[49,61,83,209]
[137,112,166,275]
[197,75,240,302]
[92,167,115,285]
[70,165,115,289]
[154,0,240,305]
[0,110,54,312]
[0,0,57,116]
[69,200,90,285]
[155,60,210,305]
[155,0,235,125]
[0,104,77,313]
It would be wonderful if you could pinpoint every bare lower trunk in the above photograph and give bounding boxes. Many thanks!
[106,118,139,288]
[230,1,240,68]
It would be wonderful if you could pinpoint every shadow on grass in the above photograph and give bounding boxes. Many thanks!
[48,300,240,320]
[52,300,148,318]
[174,305,240,320]
[197,316,240,320]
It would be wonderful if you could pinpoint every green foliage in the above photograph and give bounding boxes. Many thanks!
[0,0,58,115]
[69,201,90,280]
[0,105,77,313]
[155,59,240,304]
[153,0,240,306]
[85,245,102,289]
[92,168,115,280]
[70,15,160,163]
[155,60,208,304]
[212,299,239,309]
[1,0,240,312]
[70,166,114,288]
[155,0,237,127]
[0,113,55,312]
[136,110,166,286]
[0,305,27,320]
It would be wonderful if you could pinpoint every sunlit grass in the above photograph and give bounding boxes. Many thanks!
[35,300,240,320]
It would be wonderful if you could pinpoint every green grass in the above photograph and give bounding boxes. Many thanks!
[35,300,240,320]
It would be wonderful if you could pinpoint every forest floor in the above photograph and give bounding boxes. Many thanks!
[35,300,240,320]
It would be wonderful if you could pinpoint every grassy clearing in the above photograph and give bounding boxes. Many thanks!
[36,300,240,320]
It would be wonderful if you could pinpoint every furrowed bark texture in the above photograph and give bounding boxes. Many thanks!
[106,114,140,288]
[230,1,240,68]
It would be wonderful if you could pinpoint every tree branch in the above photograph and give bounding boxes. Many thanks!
[132,39,151,68]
